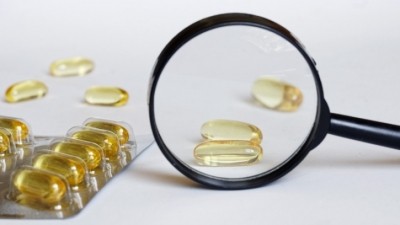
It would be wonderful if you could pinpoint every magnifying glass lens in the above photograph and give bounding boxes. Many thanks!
[153,24,319,180]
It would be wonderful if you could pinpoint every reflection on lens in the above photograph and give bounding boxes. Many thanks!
[201,119,263,144]
[193,140,263,167]
[252,76,303,111]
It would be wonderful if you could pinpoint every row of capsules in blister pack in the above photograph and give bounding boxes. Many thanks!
[0,116,136,219]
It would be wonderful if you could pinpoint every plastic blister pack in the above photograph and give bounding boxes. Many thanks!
[0,115,153,219]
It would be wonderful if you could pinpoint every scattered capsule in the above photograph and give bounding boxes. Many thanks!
[194,140,263,166]
[11,168,67,207]
[33,154,86,186]
[5,80,48,103]
[201,119,263,144]
[85,121,130,145]
[49,57,94,77]
[84,86,129,106]
[252,76,303,111]
[0,130,11,154]
[70,130,119,159]
[0,117,30,144]
[51,141,102,170]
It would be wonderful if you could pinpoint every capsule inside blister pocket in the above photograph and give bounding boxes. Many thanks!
[8,166,74,211]
[49,138,111,191]
[0,128,18,179]
[66,126,123,174]
[32,151,89,188]
[0,116,34,146]
[83,118,137,166]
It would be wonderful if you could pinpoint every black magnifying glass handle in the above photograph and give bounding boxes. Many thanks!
[329,113,400,150]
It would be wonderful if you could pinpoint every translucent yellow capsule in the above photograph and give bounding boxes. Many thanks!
[194,140,263,166]
[5,80,48,103]
[70,130,119,159]
[49,57,94,77]
[33,154,86,186]
[85,86,129,106]
[0,118,30,144]
[85,121,130,145]
[201,120,262,144]
[0,130,11,154]
[51,141,102,170]
[11,168,67,207]
[252,76,303,111]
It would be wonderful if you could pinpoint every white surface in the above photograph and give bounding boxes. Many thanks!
[1,0,400,224]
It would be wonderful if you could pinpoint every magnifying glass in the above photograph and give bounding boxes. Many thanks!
[148,13,400,189]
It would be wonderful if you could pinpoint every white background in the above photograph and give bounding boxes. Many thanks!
[1,0,400,224]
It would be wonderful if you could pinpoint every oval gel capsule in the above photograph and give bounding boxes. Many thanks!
[252,76,303,111]
[33,154,86,186]
[0,117,30,144]
[201,120,263,144]
[84,86,129,106]
[11,168,67,208]
[5,80,48,103]
[194,140,263,166]
[85,121,130,145]
[51,141,102,170]
[70,130,119,159]
[50,57,94,77]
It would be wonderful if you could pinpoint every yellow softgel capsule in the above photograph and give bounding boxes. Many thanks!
[0,130,11,154]
[194,140,263,166]
[11,168,67,208]
[201,119,263,144]
[84,86,129,106]
[0,118,30,144]
[33,154,86,186]
[51,142,102,170]
[71,130,119,159]
[85,121,130,145]
[49,57,94,77]
[5,80,48,103]
[252,76,303,111]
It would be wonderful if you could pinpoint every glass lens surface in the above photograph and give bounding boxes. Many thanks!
[154,25,318,179]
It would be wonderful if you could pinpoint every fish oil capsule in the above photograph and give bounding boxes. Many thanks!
[194,140,263,166]
[11,168,68,208]
[252,76,303,111]
[33,154,86,186]
[50,57,94,77]
[70,130,119,159]
[0,130,11,154]
[51,141,102,170]
[85,121,130,145]
[85,86,129,106]
[5,80,48,103]
[0,117,30,145]
[201,119,263,144]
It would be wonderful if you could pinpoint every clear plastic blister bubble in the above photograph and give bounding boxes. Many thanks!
[0,116,153,219]
[83,118,137,167]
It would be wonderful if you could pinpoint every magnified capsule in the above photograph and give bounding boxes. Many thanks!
[85,121,130,145]
[0,118,30,144]
[85,86,129,106]
[201,120,262,144]
[11,168,67,207]
[5,80,48,103]
[51,142,102,170]
[33,154,86,186]
[50,57,94,77]
[194,140,263,166]
[70,130,119,159]
[252,76,303,111]
[0,130,11,154]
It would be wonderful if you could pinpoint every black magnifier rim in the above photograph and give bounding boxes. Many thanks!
[149,13,325,189]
